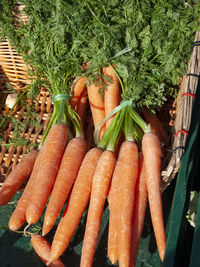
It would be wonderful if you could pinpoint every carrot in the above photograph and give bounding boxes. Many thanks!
[31,235,65,267]
[42,137,86,236]
[142,132,166,261]
[130,153,148,267]
[76,87,88,124]
[48,147,102,263]
[80,150,116,267]
[117,140,139,267]
[107,155,121,264]
[8,169,37,231]
[26,124,68,225]
[103,66,120,129]
[0,150,38,206]
[61,189,72,218]
[69,76,87,110]
[142,108,168,143]
[87,81,106,139]
[9,139,50,231]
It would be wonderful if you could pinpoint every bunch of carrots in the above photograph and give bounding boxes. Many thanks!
[0,65,168,267]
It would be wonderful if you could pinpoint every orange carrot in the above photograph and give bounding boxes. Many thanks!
[49,147,102,263]
[0,150,38,206]
[103,66,120,129]
[42,137,86,236]
[26,124,68,226]
[70,76,87,110]
[31,235,65,267]
[80,150,116,267]
[87,81,106,139]
[142,108,168,144]
[107,156,121,264]
[142,132,166,261]
[130,153,148,267]
[76,87,88,124]
[8,169,37,231]
[117,141,139,267]
[9,139,50,231]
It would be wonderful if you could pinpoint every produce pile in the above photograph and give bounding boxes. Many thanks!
[0,0,200,266]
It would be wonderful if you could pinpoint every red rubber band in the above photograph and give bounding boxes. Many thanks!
[182,93,196,98]
[174,130,189,137]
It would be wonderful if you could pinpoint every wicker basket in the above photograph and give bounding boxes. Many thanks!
[0,30,200,189]
[0,39,53,179]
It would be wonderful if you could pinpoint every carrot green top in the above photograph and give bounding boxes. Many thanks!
[0,0,199,110]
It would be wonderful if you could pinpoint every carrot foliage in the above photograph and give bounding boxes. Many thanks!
[0,0,200,109]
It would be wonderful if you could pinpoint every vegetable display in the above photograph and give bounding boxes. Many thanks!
[0,0,200,266]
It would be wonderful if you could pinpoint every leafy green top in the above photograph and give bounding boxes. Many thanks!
[0,0,200,111]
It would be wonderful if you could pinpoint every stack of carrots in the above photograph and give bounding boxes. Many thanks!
[0,65,168,267]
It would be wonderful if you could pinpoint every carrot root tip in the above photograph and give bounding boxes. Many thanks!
[46,260,51,266]
[23,223,31,237]
[109,254,117,264]
[41,230,46,237]
[42,224,51,237]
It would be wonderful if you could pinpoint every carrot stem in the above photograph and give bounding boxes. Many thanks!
[129,107,151,134]
[124,108,135,142]
[106,108,125,152]
[97,111,120,151]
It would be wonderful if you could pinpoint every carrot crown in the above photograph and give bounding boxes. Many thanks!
[95,66,152,151]
[40,92,83,147]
